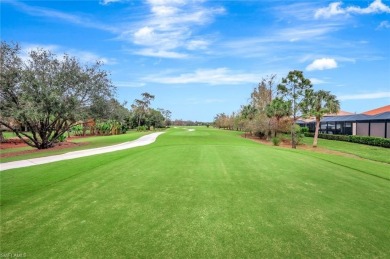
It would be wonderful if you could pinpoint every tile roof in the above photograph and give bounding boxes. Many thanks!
[324,110,354,116]
[363,111,390,120]
[362,105,390,115]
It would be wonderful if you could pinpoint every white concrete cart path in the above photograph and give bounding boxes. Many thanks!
[0,132,165,171]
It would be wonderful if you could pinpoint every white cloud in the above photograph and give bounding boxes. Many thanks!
[309,78,327,85]
[315,0,390,19]
[21,44,115,65]
[306,58,338,71]
[133,27,157,46]
[100,0,125,5]
[15,2,200,62]
[147,0,185,6]
[134,49,188,59]
[301,54,355,64]
[142,68,259,85]
[121,0,225,58]
[8,1,117,33]
[151,5,180,16]
[114,81,146,88]
[23,43,59,53]
[217,23,341,60]
[274,2,320,21]
[347,0,390,14]
[279,26,337,42]
[315,2,346,19]
[377,20,390,29]
[20,44,59,63]
[70,50,116,65]
[339,92,390,100]
[186,40,209,50]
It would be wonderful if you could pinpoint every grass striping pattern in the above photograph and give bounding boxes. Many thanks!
[1,127,389,258]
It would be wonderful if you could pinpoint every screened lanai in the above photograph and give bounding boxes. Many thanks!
[297,112,390,138]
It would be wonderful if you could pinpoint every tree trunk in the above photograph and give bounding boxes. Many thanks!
[291,123,296,149]
[291,129,296,148]
[83,126,87,136]
[0,131,4,143]
[313,118,320,148]
[38,140,53,149]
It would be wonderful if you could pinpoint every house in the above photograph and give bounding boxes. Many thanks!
[324,110,355,117]
[297,105,390,138]
[362,105,390,115]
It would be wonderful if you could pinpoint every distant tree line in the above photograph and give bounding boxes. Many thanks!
[171,120,210,127]
[213,71,339,148]
[0,42,171,149]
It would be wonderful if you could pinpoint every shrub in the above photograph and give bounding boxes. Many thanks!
[120,124,128,134]
[54,134,67,143]
[272,137,281,146]
[304,132,390,148]
[294,125,305,145]
[348,135,390,148]
[300,126,309,134]
[136,126,147,131]
[96,121,112,135]
[71,124,83,136]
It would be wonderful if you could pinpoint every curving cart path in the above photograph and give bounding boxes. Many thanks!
[0,132,165,171]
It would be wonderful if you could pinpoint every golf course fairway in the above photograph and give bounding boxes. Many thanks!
[1,127,389,258]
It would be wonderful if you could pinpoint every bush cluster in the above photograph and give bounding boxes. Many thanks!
[304,132,390,148]
[272,137,281,146]
[295,125,307,145]
[136,126,147,132]
[121,124,129,134]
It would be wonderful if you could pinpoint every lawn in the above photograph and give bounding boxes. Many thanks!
[1,127,389,258]
[0,131,150,163]
[302,136,390,164]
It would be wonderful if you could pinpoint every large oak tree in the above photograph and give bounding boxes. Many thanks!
[0,42,115,149]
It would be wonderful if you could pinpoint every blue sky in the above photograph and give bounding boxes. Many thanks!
[1,0,390,121]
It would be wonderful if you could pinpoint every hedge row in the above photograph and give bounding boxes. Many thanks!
[304,132,390,148]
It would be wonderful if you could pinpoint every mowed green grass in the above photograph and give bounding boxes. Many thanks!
[0,131,149,162]
[301,136,390,164]
[1,127,389,258]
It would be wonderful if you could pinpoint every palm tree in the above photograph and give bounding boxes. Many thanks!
[303,90,340,147]
[240,104,257,120]
[240,104,257,135]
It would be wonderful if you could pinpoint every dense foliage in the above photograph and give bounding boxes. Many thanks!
[214,75,286,137]
[277,70,312,148]
[304,132,390,148]
[213,71,343,149]
[301,90,340,147]
[128,92,170,130]
[0,42,115,149]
